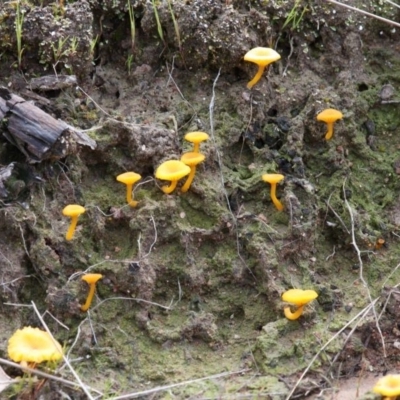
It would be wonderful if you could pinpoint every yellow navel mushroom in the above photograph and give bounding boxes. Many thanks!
[155,160,191,194]
[62,204,86,241]
[262,174,284,211]
[8,327,63,364]
[316,108,343,140]
[180,152,206,193]
[373,374,400,400]
[184,131,209,153]
[282,289,318,320]
[81,273,103,312]
[116,171,142,207]
[244,47,281,89]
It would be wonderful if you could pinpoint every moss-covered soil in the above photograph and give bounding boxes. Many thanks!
[0,0,400,399]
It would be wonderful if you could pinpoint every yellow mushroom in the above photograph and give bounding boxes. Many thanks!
[282,289,318,320]
[155,160,191,194]
[316,108,343,140]
[244,47,281,89]
[261,174,284,211]
[80,273,103,312]
[180,152,206,193]
[184,131,209,153]
[116,171,142,207]
[373,374,400,400]
[8,327,63,364]
[62,204,86,241]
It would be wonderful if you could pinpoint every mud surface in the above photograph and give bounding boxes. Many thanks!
[0,0,400,399]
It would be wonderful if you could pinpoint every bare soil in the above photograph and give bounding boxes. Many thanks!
[0,0,400,399]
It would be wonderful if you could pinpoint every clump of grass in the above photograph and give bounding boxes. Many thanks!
[166,0,186,65]
[15,0,25,69]
[151,0,166,47]
[127,0,136,55]
[282,0,308,31]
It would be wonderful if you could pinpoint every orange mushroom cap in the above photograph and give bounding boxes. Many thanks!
[8,327,63,364]
[282,289,318,306]
[262,174,284,185]
[316,108,343,124]
[244,47,281,67]
[184,132,209,153]
[373,374,400,398]
[82,273,103,285]
[155,160,191,181]
[181,152,205,167]
[116,172,141,186]
[62,204,86,218]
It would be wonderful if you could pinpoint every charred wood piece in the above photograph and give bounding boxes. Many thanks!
[0,87,95,163]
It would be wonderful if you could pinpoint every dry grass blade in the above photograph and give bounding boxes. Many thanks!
[383,0,400,10]
[111,368,250,400]
[326,0,400,28]
[285,299,378,400]
[0,365,13,394]
[342,180,386,358]
[0,357,87,390]
[31,301,99,399]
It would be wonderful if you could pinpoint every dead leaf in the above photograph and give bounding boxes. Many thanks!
[0,365,13,393]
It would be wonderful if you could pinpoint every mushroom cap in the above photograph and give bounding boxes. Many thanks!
[81,273,103,285]
[8,327,63,363]
[282,289,318,306]
[116,171,142,185]
[181,152,206,167]
[316,108,343,123]
[184,131,209,145]
[155,160,191,181]
[262,173,284,185]
[373,374,400,397]
[244,47,281,67]
[62,204,86,217]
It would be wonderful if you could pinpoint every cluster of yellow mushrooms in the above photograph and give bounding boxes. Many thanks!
[57,48,346,317]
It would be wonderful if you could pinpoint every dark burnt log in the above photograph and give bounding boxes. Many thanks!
[0,87,96,163]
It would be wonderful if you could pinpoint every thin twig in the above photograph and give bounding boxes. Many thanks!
[31,301,97,399]
[325,193,350,234]
[0,275,31,287]
[285,300,378,399]
[18,224,30,257]
[326,0,400,28]
[0,357,89,390]
[209,70,256,280]
[342,179,386,357]
[140,214,157,260]
[41,310,70,331]
[239,94,253,165]
[111,368,250,400]
[282,36,294,77]
[383,0,400,9]
[90,296,173,311]
[65,320,86,361]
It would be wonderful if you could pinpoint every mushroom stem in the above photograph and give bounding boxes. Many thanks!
[81,282,97,312]
[125,184,138,207]
[161,180,178,194]
[247,65,265,89]
[284,305,304,320]
[181,166,197,193]
[270,183,284,211]
[325,123,334,140]
[66,216,79,241]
